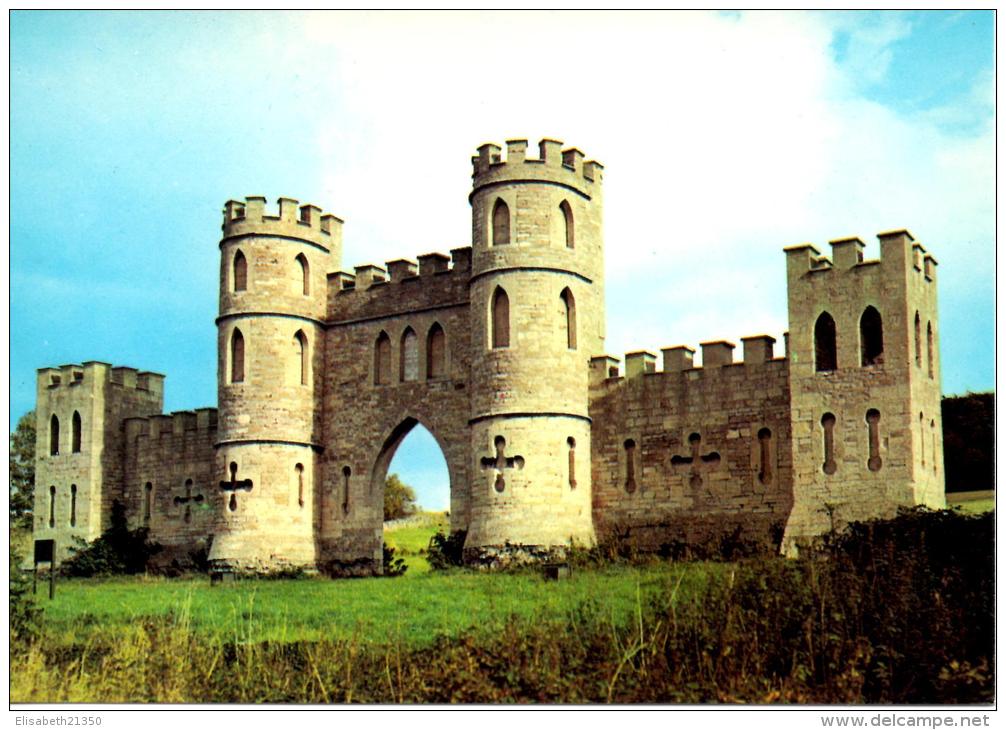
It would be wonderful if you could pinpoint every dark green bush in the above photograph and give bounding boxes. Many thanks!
[61,500,161,577]
[382,544,407,577]
[814,506,994,703]
[427,530,466,570]
[9,544,42,646]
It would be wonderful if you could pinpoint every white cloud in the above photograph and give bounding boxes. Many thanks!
[271,12,993,371]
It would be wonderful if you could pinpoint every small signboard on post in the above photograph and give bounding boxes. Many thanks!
[33,539,56,599]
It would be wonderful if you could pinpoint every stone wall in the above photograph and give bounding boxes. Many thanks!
[318,250,473,572]
[123,409,218,567]
[590,343,792,552]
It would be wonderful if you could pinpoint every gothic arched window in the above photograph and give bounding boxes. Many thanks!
[400,327,419,382]
[560,200,574,248]
[860,306,884,366]
[491,287,510,349]
[231,328,245,383]
[374,331,392,385]
[427,323,446,379]
[233,250,247,292]
[492,199,510,246]
[72,411,82,453]
[295,253,310,296]
[560,288,577,350]
[814,312,837,372]
[50,414,60,456]
[294,330,308,386]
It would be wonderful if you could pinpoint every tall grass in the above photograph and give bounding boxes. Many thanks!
[10,508,993,704]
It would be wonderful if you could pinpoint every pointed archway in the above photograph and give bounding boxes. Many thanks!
[370,417,453,513]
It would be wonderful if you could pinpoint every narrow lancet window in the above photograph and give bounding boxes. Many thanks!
[919,412,926,468]
[914,312,922,367]
[295,463,305,508]
[624,439,637,494]
[492,199,510,246]
[294,330,308,386]
[821,413,837,475]
[815,312,837,372]
[427,323,446,379]
[375,331,392,385]
[560,200,574,248]
[296,253,310,295]
[228,462,239,512]
[927,321,935,379]
[50,414,60,456]
[567,437,577,489]
[860,306,884,366]
[144,482,153,524]
[931,420,937,474]
[182,478,194,523]
[231,328,245,383]
[49,486,56,528]
[866,409,882,472]
[70,484,77,526]
[400,327,419,382]
[233,250,247,292]
[492,287,510,349]
[72,411,82,454]
[342,466,351,514]
[561,288,577,350]
[757,428,773,484]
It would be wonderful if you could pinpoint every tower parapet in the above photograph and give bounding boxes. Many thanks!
[222,196,343,252]
[211,194,341,573]
[783,228,944,551]
[466,137,604,557]
[471,138,603,199]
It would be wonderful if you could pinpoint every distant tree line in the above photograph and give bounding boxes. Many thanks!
[942,392,994,493]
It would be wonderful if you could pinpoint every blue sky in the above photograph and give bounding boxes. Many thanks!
[9,11,995,511]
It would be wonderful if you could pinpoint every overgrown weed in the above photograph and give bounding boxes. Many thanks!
[10,508,992,704]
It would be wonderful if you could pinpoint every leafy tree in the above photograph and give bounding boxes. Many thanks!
[942,392,994,492]
[9,411,35,527]
[384,473,417,521]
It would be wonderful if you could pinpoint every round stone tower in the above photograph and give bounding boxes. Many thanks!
[466,138,604,559]
[209,196,341,572]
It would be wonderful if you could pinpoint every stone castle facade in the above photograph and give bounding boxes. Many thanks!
[32,137,946,572]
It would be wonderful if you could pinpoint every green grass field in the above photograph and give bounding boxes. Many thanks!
[947,490,995,515]
[383,511,450,574]
[37,563,713,647]
[30,513,721,649]
[10,509,994,703]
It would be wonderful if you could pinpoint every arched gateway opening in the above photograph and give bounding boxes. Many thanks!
[371,417,452,517]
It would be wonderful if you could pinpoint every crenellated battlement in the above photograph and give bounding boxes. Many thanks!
[329,247,472,293]
[33,136,949,573]
[470,138,603,199]
[785,229,936,284]
[590,333,785,387]
[222,196,343,252]
[125,408,218,443]
[37,361,165,395]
